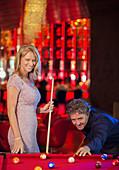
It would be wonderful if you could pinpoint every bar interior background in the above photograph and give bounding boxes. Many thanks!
[0,0,119,118]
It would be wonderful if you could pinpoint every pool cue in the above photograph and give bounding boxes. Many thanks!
[46,77,54,154]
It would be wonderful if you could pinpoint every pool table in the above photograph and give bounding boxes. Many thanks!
[0,153,119,170]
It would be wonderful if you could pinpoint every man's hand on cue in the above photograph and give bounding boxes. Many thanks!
[76,146,91,156]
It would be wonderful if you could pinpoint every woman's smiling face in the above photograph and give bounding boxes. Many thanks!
[20,51,36,75]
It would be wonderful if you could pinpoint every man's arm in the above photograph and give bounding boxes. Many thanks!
[76,120,110,156]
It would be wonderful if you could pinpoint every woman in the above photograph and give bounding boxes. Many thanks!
[7,44,53,154]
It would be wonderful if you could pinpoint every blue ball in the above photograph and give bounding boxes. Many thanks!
[101,154,108,160]
[48,162,55,169]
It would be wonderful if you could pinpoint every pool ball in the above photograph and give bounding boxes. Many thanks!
[101,154,108,160]
[40,153,47,160]
[34,166,42,170]
[95,161,102,168]
[13,157,20,164]
[112,159,119,166]
[48,162,55,169]
[68,157,75,163]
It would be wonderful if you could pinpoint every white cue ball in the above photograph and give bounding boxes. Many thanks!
[68,157,75,163]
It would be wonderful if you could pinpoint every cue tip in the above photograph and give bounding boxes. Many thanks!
[73,153,77,158]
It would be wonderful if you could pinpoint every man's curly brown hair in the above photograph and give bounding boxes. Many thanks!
[66,99,91,116]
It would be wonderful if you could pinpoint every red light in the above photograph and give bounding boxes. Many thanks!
[78,28,83,36]
[56,27,61,36]
[56,50,61,59]
[82,92,89,98]
[44,50,49,59]
[65,72,68,77]
[45,49,49,55]
[56,38,61,47]
[76,72,79,78]
[44,39,49,47]
[67,39,72,48]
[45,27,49,36]
[78,39,83,48]
[56,50,60,55]
[78,50,83,59]
[67,27,72,36]
[35,38,39,47]
[66,50,72,59]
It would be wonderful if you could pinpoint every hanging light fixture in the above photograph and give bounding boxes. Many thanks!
[23,0,47,43]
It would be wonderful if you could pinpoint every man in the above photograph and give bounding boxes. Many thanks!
[66,99,119,156]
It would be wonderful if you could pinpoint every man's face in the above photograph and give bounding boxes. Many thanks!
[70,112,89,130]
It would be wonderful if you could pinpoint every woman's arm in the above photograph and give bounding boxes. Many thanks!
[36,107,44,114]
[7,86,24,154]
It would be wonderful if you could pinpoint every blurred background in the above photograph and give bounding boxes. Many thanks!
[0,0,119,153]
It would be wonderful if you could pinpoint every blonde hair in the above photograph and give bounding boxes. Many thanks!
[14,44,41,80]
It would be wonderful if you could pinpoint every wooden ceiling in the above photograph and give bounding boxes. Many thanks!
[46,0,90,24]
[0,0,90,30]
[0,0,23,30]
[0,0,119,30]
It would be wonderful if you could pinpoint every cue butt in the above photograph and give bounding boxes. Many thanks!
[46,77,54,154]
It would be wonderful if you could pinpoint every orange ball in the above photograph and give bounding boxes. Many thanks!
[13,157,20,164]
[34,166,42,170]
[40,153,47,160]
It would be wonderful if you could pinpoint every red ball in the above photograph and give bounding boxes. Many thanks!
[95,161,102,168]
[112,159,119,166]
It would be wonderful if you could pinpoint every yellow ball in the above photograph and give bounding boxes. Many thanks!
[34,166,42,170]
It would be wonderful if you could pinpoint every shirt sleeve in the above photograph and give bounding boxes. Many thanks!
[86,118,110,152]
[7,74,22,92]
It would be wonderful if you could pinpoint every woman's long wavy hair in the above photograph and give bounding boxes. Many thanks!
[14,44,41,80]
